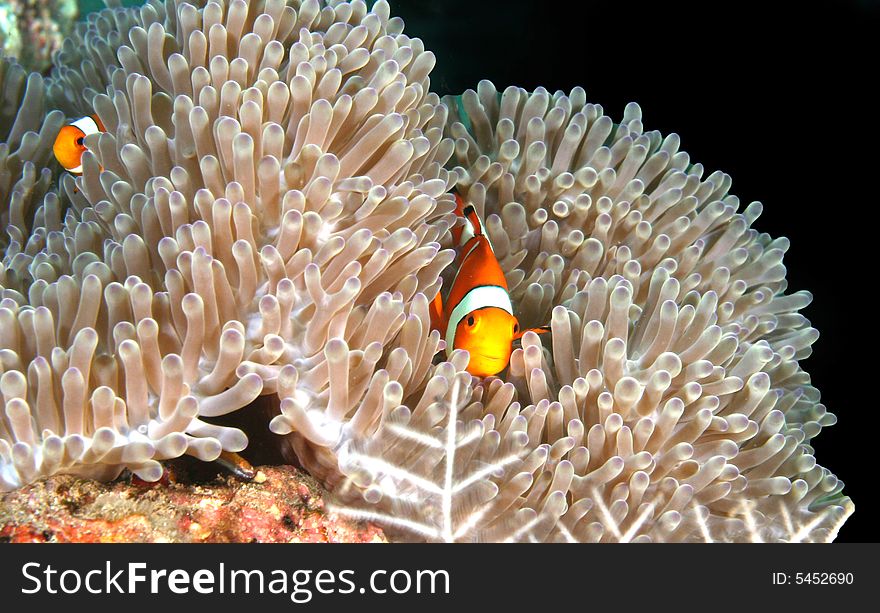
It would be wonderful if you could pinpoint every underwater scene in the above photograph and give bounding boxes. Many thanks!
[0,0,858,543]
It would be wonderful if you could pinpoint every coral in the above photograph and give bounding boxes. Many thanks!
[0,464,386,542]
[0,1,852,542]
[0,0,78,75]
[0,7,23,67]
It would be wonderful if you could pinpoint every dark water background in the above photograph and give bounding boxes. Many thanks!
[45,0,880,542]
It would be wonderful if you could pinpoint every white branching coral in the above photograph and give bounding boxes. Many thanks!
[328,81,853,542]
[1,0,459,491]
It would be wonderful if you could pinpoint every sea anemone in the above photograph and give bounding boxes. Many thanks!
[0,0,852,542]
[328,82,854,542]
[2,0,459,491]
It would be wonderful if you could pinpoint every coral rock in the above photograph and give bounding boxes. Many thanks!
[0,0,78,74]
[0,465,386,543]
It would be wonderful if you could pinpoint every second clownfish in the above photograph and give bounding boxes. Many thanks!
[430,193,549,377]
[52,115,105,175]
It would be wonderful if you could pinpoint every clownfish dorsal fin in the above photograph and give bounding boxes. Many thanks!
[457,201,496,253]
[462,205,484,237]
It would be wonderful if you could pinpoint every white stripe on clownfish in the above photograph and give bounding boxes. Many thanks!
[71,115,101,136]
[445,284,514,356]
[458,216,476,246]
[456,207,495,253]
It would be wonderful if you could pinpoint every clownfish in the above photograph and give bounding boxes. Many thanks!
[430,193,549,377]
[52,115,105,175]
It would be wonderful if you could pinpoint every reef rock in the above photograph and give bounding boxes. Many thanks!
[0,464,386,543]
[0,0,78,74]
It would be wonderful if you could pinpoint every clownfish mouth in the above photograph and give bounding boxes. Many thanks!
[476,352,507,361]
[471,356,510,374]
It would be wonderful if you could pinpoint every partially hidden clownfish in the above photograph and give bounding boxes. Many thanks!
[430,193,549,377]
[52,115,105,175]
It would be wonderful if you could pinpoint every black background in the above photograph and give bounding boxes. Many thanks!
[388,0,878,542]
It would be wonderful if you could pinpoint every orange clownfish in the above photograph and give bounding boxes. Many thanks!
[52,115,105,175]
[430,193,549,377]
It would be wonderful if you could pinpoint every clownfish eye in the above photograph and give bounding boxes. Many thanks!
[467,316,475,327]
[75,137,84,146]
[514,324,519,333]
